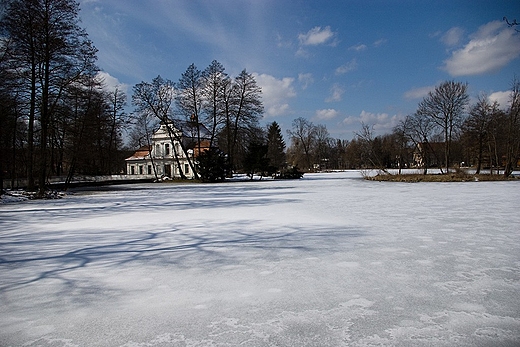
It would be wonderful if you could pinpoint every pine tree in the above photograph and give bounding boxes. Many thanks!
[266,121,286,171]
[197,147,229,182]
[243,141,269,179]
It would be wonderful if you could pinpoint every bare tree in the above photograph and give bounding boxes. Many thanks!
[391,122,412,174]
[128,111,160,180]
[504,17,519,32]
[61,76,105,186]
[314,124,334,170]
[416,81,469,173]
[287,117,316,170]
[224,69,263,171]
[104,85,128,174]
[132,76,198,179]
[1,0,98,195]
[201,60,228,147]
[401,113,439,174]
[177,64,204,158]
[463,95,498,174]
[504,78,520,177]
[354,123,389,172]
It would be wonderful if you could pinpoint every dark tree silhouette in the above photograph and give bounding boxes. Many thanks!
[243,141,270,179]
[266,121,286,171]
[503,78,520,177]
[1,0,98,195]
[197,147,229,182]
[504,17,519,32]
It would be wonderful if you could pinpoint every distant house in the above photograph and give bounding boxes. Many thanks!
[125,121,211,179]
[126,145,153,175]
[413,142,444,168]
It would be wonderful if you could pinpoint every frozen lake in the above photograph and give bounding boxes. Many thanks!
[1,171,519,346]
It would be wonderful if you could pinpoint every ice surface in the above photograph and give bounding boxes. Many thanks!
[1,171,519,346]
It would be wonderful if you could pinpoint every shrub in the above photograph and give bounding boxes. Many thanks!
[276,166,304,179]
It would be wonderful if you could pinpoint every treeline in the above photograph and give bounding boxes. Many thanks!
[0,0,131,195]
[285,80,520,177]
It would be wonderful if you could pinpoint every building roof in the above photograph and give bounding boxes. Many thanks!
[125,145,151,161]
[193,140,211,157]
[160,120,211,140]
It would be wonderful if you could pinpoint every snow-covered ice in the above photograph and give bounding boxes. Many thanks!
[1,171,519,346]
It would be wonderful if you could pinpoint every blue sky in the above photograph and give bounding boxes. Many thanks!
[79,0,520,141]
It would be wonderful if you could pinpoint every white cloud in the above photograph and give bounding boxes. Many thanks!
[443,21,520,76]
[298,73,314,89]
[266,104,291,116]
[343,110,404,134]
[342,116,357,125]
[359,110,391,126]
[298,26,335,46]
[253,73,296,117]
[441,27,465,46]
[347,40,384,52]
[96,71,129,93]
[335,59,357,75]
[316,109,339,120]
[349,44,367,52]
[295,47,309,57]
[276,33,292,48]
[326,83,344,102]
[430,30,442,39]
[488,91,511,109]
[373,38,387,47]
[403,85,435,100]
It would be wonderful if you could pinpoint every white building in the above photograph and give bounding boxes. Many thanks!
[126,121,211,179]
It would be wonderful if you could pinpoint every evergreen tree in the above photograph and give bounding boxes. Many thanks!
[266,121,286,171]
[197,147,229,182]
[243,141,270,179]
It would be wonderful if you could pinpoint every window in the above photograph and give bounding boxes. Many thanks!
[165,143,170,155]
[164,164,171,177]
[139,165,143,174]
[147,165,152,175]
[184,163,189,174]
[130,166,135,175]
[155,144,160,156]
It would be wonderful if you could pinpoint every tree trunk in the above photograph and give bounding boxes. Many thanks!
[475,134,483,175]
[27,59,37,191]
[38,46,51,197]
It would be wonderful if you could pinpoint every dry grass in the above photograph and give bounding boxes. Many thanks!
[367,172,518,182]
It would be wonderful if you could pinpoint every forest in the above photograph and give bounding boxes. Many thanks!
[1,0,519,195]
